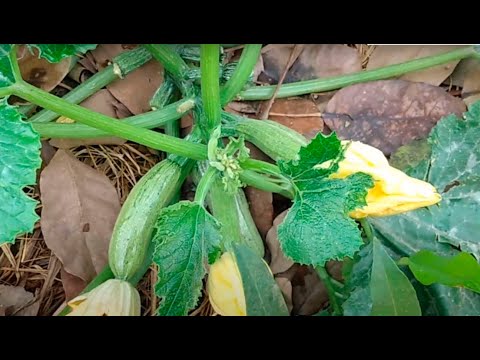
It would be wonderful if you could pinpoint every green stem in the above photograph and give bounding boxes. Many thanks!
[13,81,207,160]
[194,166,218,204]
[29,46,153,123]
[240,158,282,176]
[200,44,221,132]
[240,170,294,199]
[0,86,13,98]
[359,218,374,243]
[220,44,262,105]
[33,97,195,138]
[9,45,23,82]
[238,46,477,100]
[315,266,342,316]
[144,44,189,82]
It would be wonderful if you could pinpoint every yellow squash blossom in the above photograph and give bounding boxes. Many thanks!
[317,141,441,218]
[67,279,141,316]
[207,252,246,316]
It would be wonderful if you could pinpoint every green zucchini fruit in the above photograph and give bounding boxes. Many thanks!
[109,158,191,281]
[222,112,308,161]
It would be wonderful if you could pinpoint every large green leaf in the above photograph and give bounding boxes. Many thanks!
[232,243,289,316]
[277,133,374,265]
[402,250,480,293]
[0,99,41,244]
[152,201,222,316]
[373,101,480,261]
[0,44,15,88]
[370,238,421,316]
[28,44,97,63]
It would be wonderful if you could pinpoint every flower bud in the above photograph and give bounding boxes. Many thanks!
[67,279,141,316]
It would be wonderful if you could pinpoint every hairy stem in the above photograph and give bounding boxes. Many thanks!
[220,44,262,105]
[315,266,343,316]
[200,44,221,132]
[238,46,477,100]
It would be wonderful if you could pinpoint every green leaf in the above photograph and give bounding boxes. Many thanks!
[232,243,289,316]
[404,250,480,293]
[389,139,431,180]
[373,102,480,261]
[152,201,222,316]
[0,98,41,244]
[277,132,374,265]
[28,44,97,63]
[0,44,15,88]
[342,242,373,316]
[370,238,421,316]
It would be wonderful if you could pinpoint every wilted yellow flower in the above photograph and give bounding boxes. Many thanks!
[67,279,141,316]
[207,252,246,316]
[317,141,441,218]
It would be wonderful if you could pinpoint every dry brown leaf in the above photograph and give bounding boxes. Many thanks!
[275,277,293,313]
[449,58,480,107]
[60,268,87,301]
[291,268,328,316]
[17,46,72,93]
[0,285,40,316]
[260,44,361,84]
[324,80,466,155]
[244,143,274,237]
[39,149,121,282]
[367,45,463,86]
[49,89,130,148]
[89,44,164,115]
[265,210,294,275]
[269,98,324,140]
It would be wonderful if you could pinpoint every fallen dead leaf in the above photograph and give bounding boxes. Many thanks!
[291,266,328,316]
[61,267,87,301]
[449,58,480,108]
[275,277,293,313]
[49,89,131,148]
[260,44,361,84]
[244,143,274,238]
[39,149,121,282]
[265,210,294,275]
[17,46,72,93]
[88,44,164,115]
[269,98,324,140]
[0,285,40,316]
[367,45,464,86]
[324,80,466,155]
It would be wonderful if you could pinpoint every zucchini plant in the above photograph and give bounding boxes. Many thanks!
[2,43,480,316]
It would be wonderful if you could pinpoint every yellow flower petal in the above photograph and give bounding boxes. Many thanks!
[67,279,141,316]
[207,252,246,316]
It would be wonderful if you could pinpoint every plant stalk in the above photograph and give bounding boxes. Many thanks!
[200,44,221,132]
[12,81,207,160]
[33,97,195,138]
[237,46,477,100]
[220,44,262,105]
[144,44,190,82]
[194,166,218,204]
[359,218,374,243]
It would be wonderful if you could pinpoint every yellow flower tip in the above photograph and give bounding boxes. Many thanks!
[207,252,246,316]
[66,279,141,316]
[321,140,442,218]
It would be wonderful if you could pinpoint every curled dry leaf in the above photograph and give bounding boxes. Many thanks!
[88,44,164,115]
[449,58,480,107]
[17,46,72,92]
[269,98,324,140]
[0,285,40,316]
[49,89,131,148]
[60,267,87,301]
[324,80,466,155]
[260,44,361,84]
[39,150,121,282]
[367,45,464,86]
[265,210,294,275]
[244,143,274,238]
